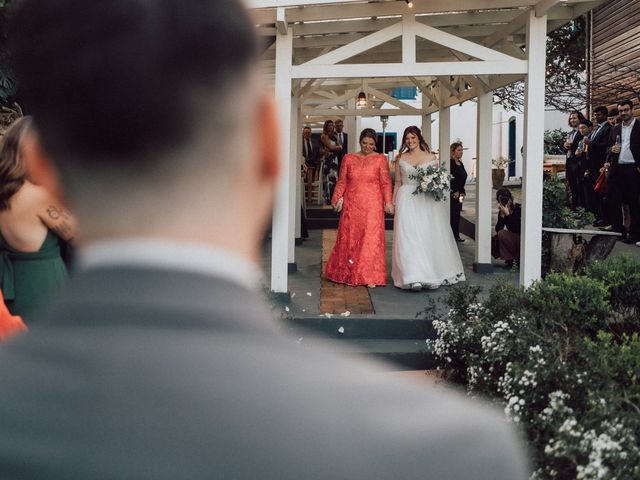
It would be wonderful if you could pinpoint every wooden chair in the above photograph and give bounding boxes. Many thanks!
[305,160,324,205]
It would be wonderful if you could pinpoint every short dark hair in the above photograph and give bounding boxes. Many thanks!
[608,108,619,117]
[359,128,377,144]
[594,106,609,116]
[618,99,634,110]
[579,119,593,128]
[9,0,259,163]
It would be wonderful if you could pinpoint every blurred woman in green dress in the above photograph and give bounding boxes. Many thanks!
[0,117,76,322]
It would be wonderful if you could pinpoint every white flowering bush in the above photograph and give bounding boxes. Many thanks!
[427,271,640,479]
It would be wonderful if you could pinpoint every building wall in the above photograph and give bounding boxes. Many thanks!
[590,0,640,113]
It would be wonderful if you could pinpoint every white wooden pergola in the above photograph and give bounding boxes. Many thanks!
[247,0,605,296]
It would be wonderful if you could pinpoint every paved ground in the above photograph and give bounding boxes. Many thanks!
[261,187,640,319]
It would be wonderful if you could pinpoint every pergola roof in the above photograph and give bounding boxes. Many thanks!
[251,0,606,293]
[249,0,603,118]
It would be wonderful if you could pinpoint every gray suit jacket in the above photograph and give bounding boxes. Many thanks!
[0,266,529,479]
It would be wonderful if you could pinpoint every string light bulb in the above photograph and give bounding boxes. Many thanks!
[405,0,413,8]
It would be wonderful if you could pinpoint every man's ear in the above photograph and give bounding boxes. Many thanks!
[24,138,66,205]
[256,95,280,181]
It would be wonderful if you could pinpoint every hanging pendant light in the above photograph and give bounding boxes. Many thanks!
[356,91,367,109]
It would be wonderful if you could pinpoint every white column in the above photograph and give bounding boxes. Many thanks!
[289,96,300,266]
[474,90,493,272]
[271,26,293,294]
[345,98,358,152]
[521,10,547,287]
[438,106,450,163]
[421,112,432,147]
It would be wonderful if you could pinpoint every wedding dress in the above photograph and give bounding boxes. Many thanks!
[392,159,466,289]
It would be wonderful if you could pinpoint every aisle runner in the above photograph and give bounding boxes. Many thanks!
[320,230,375,314]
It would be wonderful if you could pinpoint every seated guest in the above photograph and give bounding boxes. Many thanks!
[494,188,521,269]
[0,117,75,321]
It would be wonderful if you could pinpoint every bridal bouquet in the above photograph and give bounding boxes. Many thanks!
[408,164,452,201]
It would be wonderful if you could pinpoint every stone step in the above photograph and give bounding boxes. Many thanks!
[283,315,436,340]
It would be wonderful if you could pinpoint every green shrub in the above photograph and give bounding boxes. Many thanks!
[585,254,640,327]
[428,266,640,479]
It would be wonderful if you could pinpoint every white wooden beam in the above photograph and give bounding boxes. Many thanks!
[301,22,402,66]
[275,7,287,35]
[302,108,423,116]
[437,76,460,99]
[402,13,417,64]
[520,9,546,287]
[292,60,528,78]
[366,86,421,112]
[535,0,561,17]
[414,22,519,62]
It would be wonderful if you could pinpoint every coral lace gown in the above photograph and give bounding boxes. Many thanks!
[325,153,392,286]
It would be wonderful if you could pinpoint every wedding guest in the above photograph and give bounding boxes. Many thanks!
[583,106,611,226]
[607,108,619,127]
[607,99,640,244]
[575,119,593,212]
[494,188,521,269]
[334,118,348,171]
[0,116,75,322]
[320,119,342,204]
[0,1,530,478]
[391,127,465,290]
[449,142,467,242]
[325,128,393,287]
[302,125,320,203]
[564,110,586,209]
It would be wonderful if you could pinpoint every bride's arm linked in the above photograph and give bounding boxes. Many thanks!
[380,156,394,215]
[331,155,349,211]
[391,157,402,208]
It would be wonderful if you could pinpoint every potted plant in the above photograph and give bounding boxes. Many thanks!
[491,156,510,189]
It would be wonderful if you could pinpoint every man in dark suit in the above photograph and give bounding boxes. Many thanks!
[334,118,348,171]
[302,126,319,168]
[564,110,586,209]
[606,99,640,243]
[0,1,529,478]
[582,106,611,226]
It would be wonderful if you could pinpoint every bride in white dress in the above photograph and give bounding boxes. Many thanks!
[391,126,466,291]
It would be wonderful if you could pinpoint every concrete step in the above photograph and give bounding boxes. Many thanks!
[284,315,436,340]
[283,316,436,370]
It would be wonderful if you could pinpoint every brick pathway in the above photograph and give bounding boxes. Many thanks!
[320,230,375,314]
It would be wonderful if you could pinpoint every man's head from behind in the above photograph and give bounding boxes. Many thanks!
[10,0,278,256]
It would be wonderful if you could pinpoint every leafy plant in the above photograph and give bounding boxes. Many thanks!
[428,266,640,480]
[544,129,567,155]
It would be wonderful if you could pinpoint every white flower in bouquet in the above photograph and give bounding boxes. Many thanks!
[408,164,452,201]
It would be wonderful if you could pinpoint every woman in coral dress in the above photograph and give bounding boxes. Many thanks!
[325,128,394,287]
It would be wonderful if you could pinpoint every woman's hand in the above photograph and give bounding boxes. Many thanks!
[384,203,395,215]
[452,192,460,199]
[332,197,344,213]
[498,203,511,217]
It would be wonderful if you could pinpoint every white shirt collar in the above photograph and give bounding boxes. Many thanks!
[78,238,263,291]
